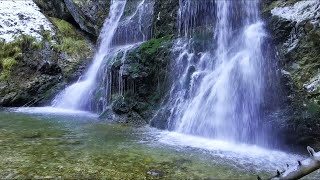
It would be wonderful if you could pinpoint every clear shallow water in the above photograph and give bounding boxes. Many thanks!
[0,109,319,179]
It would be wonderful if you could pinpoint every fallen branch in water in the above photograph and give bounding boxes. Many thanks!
[258,146,320,180]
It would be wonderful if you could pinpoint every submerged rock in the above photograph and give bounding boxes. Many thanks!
[147,169,164,177]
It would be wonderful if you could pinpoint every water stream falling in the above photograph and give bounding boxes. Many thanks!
[153,0,279,146]
[51,0,154,112]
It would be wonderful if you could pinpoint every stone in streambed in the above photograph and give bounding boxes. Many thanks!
[147,169,163,177]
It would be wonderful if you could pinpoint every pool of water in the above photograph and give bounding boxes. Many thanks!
[0,108,319,179]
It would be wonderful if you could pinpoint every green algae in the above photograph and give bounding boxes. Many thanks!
[0,111,269,179]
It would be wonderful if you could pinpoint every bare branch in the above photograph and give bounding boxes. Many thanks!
[267,146,320,180]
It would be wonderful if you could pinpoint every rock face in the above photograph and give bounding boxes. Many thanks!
[34,0,111,37]
[263,0,320,148]
[33,0,72,21]
[0,1,94,107]
[63,0,110,37]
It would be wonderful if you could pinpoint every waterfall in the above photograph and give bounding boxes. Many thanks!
[52,0,127,110]
[153,0,278,146]
[51,0,154,112]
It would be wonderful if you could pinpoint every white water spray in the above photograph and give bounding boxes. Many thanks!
[153,0,276,146]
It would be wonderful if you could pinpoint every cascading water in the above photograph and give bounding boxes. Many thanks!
[52,0,127,110]
[52,0,154,112]
[153,0,279,146]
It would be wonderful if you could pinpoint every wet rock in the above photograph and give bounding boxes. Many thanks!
[119,64,130,77]
[38,61,62,76]
[0,92,17,106]
[153,0,179,38]
[267,16,295,44]
[112,97,133,115]
[101,106,146,126]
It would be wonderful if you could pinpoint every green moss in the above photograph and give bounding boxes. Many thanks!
[2,57,17,69]
[50,17,79,38]
[50,17,91,57]
[139,35,173,60]
[0,35,43,81]
[0,57,17,81]
[57,37,89,55]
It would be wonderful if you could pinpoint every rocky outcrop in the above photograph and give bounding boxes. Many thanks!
[263,0,320,148]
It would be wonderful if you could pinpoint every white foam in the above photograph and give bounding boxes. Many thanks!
[271,0,320,23]
[10,107,98,118]
[155,131,303,171]
[0,0,54,42]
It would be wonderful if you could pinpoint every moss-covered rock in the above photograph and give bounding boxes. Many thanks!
[99,35,174,125]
